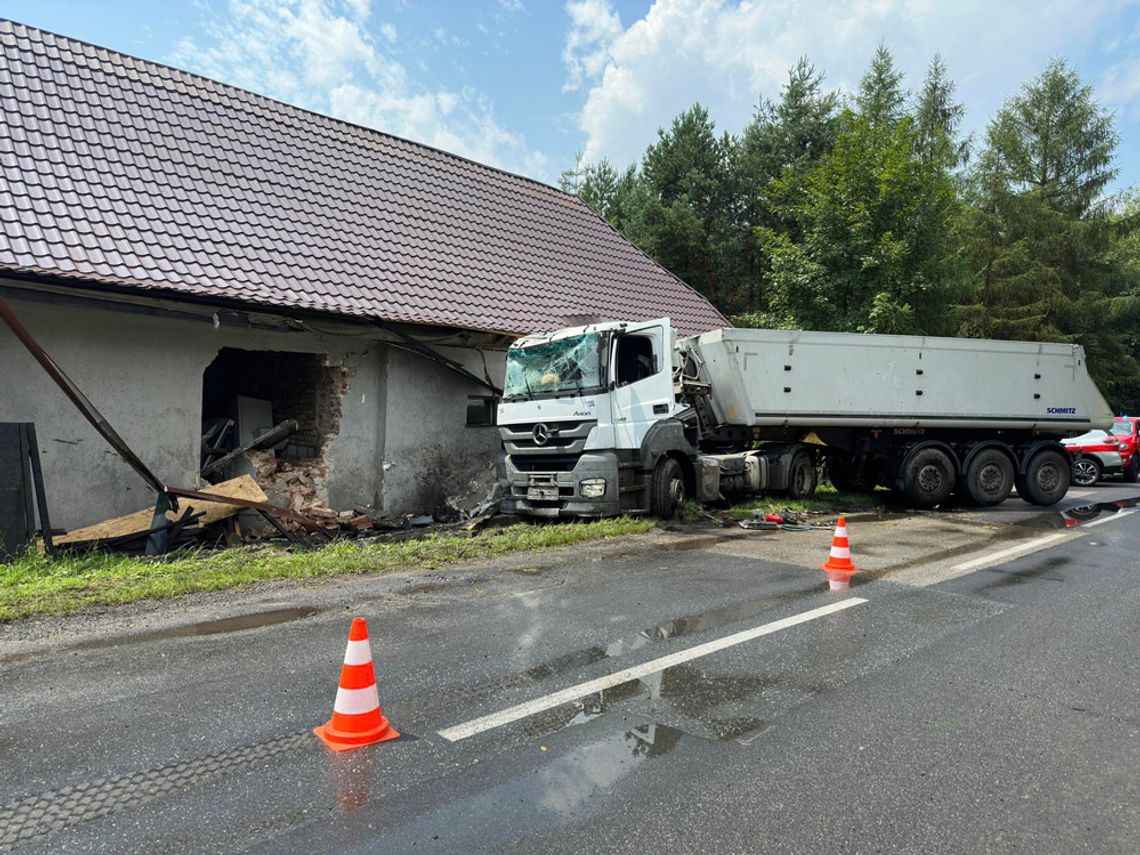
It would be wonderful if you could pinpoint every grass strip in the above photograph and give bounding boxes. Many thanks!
[0,517,655,622]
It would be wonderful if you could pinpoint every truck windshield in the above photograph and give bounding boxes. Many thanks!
[503,332,607,400]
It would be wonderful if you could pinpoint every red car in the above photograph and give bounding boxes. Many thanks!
[1110,415,1140,481]
[1062,416,1140,485]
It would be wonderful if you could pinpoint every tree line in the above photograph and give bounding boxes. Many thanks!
[560,47,1140,412]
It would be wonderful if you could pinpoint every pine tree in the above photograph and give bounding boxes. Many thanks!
[856,44,906,129]
[914,54,969,169]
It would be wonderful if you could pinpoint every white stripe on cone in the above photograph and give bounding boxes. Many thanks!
[830,546,851,559]
[334,684,380,716]
[343,639,373,666]
[835,526,848,538]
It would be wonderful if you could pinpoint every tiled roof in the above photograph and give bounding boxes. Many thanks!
[0,20,727,336]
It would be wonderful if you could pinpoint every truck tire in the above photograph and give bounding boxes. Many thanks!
[965,448,1015,506]
[1017,449,1071,506]
[649,457,686,520]
[1124,454,1139,483]
[901,447,955,507]
[1070,455,1101,487]
[827,456,867,492]
[786,451,817,500]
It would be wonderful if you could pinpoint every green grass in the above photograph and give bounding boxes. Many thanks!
[727,483,886,519]
[0,517,655,622]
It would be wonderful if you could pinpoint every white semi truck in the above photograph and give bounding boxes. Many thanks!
[497,318,1114,519]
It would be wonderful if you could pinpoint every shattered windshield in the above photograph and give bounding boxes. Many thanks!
[504,332,607,400]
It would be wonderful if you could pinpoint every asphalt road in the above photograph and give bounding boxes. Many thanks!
[1,486,1138,853]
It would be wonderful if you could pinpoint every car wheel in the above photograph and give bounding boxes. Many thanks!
[649,457,685,520]
[1071,456,1101,487]
[965,448,1015,506]
[902,447,956,508]
[1019,449,1071,506]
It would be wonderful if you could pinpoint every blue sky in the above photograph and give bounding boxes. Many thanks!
[5,1,1140,194]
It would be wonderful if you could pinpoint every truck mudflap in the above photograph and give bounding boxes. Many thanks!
[500,451,622,518]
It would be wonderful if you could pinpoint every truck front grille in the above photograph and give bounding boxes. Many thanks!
[499,420,597,455]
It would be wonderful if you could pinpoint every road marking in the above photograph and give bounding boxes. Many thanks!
[1082,509,1137,528]
[949,533,1068,574]
[437,598,868,742]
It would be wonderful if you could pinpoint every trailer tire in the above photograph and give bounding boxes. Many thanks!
[901,447,955,508]
[965,448,1015,506]
[649,457,686,520]
[1017,449,1071,506]
[1070,455,1101,487]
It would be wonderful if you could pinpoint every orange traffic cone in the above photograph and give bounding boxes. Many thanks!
[821,516,860,591]
[314,618,400,751]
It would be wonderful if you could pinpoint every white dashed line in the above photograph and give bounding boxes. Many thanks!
[438,597,868,742]
[949,533,1069,573]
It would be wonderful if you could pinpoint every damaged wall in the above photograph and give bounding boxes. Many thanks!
[382,344,506,515]
[0,290,385,529]
[0,286,509,531]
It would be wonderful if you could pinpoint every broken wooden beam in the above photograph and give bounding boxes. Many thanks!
[199,419,299,480]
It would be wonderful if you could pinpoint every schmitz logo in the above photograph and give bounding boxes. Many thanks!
[1046,407,1077,414]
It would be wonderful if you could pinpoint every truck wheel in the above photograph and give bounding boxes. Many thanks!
[1124,454,1139,483]
[786,451,817,500]
[650,457,686,520]
[1070,456,1101,487]
[902,447,955,507]
[827,456,866,492]
[965,448,1015,506]
[1017,449,1071,506]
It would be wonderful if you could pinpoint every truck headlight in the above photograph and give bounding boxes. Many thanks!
[579,478,606,498]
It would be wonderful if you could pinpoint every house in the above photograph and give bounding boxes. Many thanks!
[0,20,726,531]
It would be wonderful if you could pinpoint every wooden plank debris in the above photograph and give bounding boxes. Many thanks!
[56,475,268,545]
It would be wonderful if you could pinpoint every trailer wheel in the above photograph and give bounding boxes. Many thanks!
[1017,449,1071,506]
[786,451,817,500]
[649,457,686,519]
[965,448,1015,505]
[1070,456,1101,487]
[901,447,955,507]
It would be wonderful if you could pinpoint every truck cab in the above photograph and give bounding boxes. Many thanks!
[498,319,694,517]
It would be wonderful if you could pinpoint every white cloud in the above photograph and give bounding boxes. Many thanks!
[566,0,1126,167]
[562,0,623,92]
[169,0,548,178]
[499,0,528,13]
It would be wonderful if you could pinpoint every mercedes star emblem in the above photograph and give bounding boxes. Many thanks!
[532,423,551,446]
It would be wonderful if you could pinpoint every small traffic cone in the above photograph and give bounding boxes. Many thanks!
[314,618,399,751]
[821,516,860,591]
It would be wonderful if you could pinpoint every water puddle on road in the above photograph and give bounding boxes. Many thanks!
[517,660,780,744]
[0,606,324,663]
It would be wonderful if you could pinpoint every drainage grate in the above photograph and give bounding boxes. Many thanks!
[0,731,311,850]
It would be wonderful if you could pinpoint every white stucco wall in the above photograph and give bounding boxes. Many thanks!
[0,288,505,530]
[381,344,507,513]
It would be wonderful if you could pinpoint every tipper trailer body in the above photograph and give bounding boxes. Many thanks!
[497,318,1113,518]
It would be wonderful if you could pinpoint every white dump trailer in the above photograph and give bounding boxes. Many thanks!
[496,319,1113,518]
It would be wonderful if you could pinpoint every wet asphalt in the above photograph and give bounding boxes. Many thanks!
[1,488,1138,853]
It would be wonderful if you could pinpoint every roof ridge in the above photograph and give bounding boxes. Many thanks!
[0,17,579,201]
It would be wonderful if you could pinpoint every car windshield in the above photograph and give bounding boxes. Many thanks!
[1111,420,1133,436]
[503,332,607,400]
